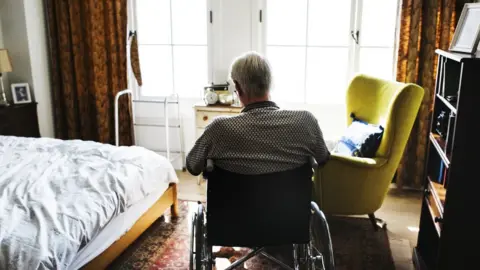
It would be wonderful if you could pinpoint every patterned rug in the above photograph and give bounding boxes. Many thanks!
[108,201,395,270]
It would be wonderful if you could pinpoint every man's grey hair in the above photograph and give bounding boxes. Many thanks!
[229,51,272,99]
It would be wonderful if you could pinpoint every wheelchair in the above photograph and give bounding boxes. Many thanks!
[189,158,335,270]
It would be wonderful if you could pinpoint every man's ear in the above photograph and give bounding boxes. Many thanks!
[234,80,243,96]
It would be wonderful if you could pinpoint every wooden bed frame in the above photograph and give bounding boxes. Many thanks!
[82,183,178,269]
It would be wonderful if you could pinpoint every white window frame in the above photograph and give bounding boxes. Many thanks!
[127,0,214,100]
[353,0,402,80]
[254,0,402,104]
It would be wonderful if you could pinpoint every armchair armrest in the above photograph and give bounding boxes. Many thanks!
[328,154,388,168]
[314,154,391,215]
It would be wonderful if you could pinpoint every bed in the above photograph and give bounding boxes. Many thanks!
[0,135,179,269]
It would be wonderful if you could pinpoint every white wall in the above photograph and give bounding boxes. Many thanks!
[0,8,8,88]
[132,0,346,170]
[23,0,54,138]
[0,0,32,102]
[0,0,54,137]
[0,12,3,47]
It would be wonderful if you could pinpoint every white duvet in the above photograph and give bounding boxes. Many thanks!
[0,136,178,269]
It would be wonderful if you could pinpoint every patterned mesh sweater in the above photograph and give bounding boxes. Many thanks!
[186,101,330,175]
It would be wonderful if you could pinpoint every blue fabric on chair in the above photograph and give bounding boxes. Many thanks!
[333,113,384,158]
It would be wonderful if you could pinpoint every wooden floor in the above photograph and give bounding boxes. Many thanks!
[376,187,422,270]
[177,171,422,270]
[177,173,206,202]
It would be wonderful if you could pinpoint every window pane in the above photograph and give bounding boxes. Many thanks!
[308,0,352,46]
[136,0,171,44]
[266,46,306,102]
[171,0,207,45]
[138,45,173,96]
[358,48,394,80]
[173,46,208,97]
[266,0,308,46]
[305,48,349,103]
[360,0,398,47]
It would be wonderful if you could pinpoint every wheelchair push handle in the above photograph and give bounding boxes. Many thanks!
[309,157,318,170]
[206,159,214,172]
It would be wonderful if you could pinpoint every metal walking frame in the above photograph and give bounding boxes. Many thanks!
[114,90,186,170]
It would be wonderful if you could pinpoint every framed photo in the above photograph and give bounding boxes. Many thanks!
[11,83,32,104]
[449,3,480,54]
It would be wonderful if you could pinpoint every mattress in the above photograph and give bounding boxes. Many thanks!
[69,184,169,269]
[0,136,178,270]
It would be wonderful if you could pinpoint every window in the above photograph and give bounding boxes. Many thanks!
[129,0,211,98]
[261,0,400,104]
[356,0,399,80]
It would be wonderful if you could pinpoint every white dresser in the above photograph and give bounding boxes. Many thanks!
[193,103,242,184]
[194,103,243,139]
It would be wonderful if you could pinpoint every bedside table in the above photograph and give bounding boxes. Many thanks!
[0,103,41,137]
[194,103,243,139]
[193,103,243,184]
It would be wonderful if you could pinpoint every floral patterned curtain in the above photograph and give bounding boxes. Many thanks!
[129,32,143,87]
[44,0,134,146]
[395,0,472,188]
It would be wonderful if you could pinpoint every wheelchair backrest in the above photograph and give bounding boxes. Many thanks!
[206,162,313,247]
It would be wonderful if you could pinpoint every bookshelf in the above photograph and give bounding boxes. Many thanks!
[413,49,480,270]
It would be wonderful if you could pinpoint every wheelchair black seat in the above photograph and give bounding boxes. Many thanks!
[206,162,313,247]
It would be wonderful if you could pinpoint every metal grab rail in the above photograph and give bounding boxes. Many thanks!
[115,89,133,147]
[164,95,170,161]
[114,90,185,169]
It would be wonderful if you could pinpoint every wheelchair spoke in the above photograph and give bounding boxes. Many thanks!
[306,242,315,270]
[293,244,300,270]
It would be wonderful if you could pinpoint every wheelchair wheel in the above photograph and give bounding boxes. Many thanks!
[189,213,196,269]
[308,202,335,270]
[190,203,207,270]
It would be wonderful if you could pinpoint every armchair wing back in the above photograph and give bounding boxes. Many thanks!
[314,74,424,220]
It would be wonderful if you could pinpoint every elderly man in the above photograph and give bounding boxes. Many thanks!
[186,51,330,176]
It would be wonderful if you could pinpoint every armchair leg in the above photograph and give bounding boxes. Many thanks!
[368,213,386,231]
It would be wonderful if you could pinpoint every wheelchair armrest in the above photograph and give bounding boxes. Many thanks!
[309,156,318,170]
[206,159,214,172]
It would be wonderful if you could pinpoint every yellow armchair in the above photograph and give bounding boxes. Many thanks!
[314,74,424,230]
